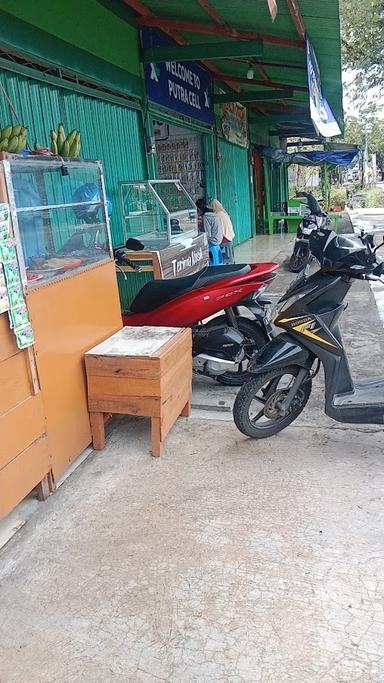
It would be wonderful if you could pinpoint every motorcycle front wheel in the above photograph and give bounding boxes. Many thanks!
[205,315,268,386]
[233,365,312,438]
[289,243,310,273]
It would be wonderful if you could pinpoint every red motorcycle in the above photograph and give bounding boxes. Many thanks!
[118,247,278,385]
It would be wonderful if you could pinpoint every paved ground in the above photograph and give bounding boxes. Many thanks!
[1,231,384,682]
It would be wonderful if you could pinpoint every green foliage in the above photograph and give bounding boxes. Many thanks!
[364,189,384,208]
[340,0,384,92]
[343,114,384,167]
[329,187,347,208]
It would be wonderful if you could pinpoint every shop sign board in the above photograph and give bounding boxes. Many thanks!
[142,28,214,125]
[306,39,341,138]
[220,103,248,148]
[158,233,209,278]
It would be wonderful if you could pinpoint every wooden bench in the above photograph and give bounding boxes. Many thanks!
[85,326,192,457]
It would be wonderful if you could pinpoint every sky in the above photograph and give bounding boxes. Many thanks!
[343,70,384,119]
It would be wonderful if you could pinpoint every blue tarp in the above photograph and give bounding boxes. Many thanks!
[257,146,359,167]
[293,150,359,167]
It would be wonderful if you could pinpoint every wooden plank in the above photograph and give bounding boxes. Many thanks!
[85,354,161,379]
[0,312,19,363]
[151,417,162,457]
[89,412,105,450]
[0,436,50,519]
[0,352,33,416]
[160,354,192,394]
[87,395,161,416]
[0,395,47,470]
[159,330,192,373]
[27,346,40,395]
[87,374,161,399]
[160,378,192,440]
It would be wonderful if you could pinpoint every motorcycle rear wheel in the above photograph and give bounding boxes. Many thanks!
[233,365,312,438]
[289,244,310,273]
[205,315,268,386]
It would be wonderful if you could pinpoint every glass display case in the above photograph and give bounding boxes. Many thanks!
[119,179,198,250]
[3,157,112,287]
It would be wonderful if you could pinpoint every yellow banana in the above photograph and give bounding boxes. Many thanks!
[50,129,57,142]
[50,140,58,155]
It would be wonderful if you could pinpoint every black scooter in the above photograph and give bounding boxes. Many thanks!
[233,228,384,438]
[288,211,328,273]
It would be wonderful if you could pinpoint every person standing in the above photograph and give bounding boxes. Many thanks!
[196,198,224,247]
[209,199,236,264]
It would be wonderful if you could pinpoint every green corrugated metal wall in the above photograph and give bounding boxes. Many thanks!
[0,64,150,308]
[0,66,147,247]
[217,139,253,245]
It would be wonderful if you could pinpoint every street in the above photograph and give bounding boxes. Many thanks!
[1,231,384,682]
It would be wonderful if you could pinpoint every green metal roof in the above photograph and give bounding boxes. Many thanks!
[121,0,344,139]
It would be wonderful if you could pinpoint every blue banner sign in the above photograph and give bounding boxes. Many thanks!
[306,39,341,138]
[141,28,214,125]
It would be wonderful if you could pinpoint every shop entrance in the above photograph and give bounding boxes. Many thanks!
[153,121,206,202]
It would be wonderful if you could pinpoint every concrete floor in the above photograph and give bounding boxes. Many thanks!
[1,232,384,682]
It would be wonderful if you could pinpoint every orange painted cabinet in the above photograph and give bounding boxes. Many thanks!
[0,156,122,518]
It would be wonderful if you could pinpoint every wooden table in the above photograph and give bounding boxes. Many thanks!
[85,326,192,457]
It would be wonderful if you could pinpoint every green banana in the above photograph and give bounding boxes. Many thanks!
[57,123,65,154]
[1,125,12,141]
[8,135,19,153]
[0,138,8,151]
[66,129,77,148]
[69,137,78,157]
[75,132,81,158]
[50,140,58,155]
[16,135,24,153]
[62,139,70,157]
[11,124,22,138]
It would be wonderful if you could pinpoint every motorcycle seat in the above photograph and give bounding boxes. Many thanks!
[129,264,251,314]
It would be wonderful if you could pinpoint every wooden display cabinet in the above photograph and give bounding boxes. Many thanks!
[0,156,122,518]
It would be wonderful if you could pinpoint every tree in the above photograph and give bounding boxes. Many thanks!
[340,0,384,92]
[344,113,384,168]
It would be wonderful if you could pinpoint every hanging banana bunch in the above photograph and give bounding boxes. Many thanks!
[53,123,82,158]
[0,123,28,153]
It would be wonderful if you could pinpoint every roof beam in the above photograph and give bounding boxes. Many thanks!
[142,40,263,63]
[122,0,240,92]
[137,17,305,49]
[226,58,306,71]
[196,0,227,25]
[218,75,307,92]
[286,0,306,39]
[214,89,293,103]
[269,128,314,136]
[269,112,310,121]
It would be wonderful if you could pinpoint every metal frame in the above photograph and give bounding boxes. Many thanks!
[2,157,114,289]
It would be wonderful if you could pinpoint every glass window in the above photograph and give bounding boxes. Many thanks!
[5,158,112,288]
[120,179,198,250]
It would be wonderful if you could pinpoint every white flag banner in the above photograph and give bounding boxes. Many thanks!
[306,39,341,138]
[267,0,278,21]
